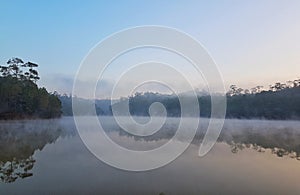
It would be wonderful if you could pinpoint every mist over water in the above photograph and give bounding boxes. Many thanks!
[0,117,300,194]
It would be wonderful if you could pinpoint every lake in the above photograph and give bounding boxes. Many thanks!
[0,117,300,194]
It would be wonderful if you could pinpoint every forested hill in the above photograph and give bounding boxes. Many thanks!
[225,82,300,119]
[59,79,300,120]
[2,57,297,121]
[111,82,300,120]
[0,58,61,119]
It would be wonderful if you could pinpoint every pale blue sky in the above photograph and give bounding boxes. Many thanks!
[1,0,299,97]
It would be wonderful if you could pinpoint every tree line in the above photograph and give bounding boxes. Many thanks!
[0,58,62,119]
[58,78,300,120]
[225,79,300,119]
[108,79,300,120]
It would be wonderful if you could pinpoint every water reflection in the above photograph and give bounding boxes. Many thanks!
[228,141,300,159]
[0,116,299,187]
[218,120,300,159]
[0,119,73,183]
[0,157,35,183]
[99,117,300,160]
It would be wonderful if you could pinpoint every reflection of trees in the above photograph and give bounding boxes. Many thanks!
[0,157,35,183]
[229,142,265,154]
[104,118,300,160]
[219,126,300,160]
[0,120,69,183]
[228,141,300,160]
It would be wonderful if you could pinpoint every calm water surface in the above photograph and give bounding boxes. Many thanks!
[0,117,300,194]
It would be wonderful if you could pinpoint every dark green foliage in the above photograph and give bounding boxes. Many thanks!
[128,92,180,116]
[226,79,300,119]
[111,79,300,120]
[0,58,61,119]
[56,77,300,120]
[226,86,300,119]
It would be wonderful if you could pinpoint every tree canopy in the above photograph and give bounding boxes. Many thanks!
[0,58,61,119]
[109,79,300,120]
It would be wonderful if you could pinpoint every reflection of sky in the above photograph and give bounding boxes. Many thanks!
[1,1,300,97]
